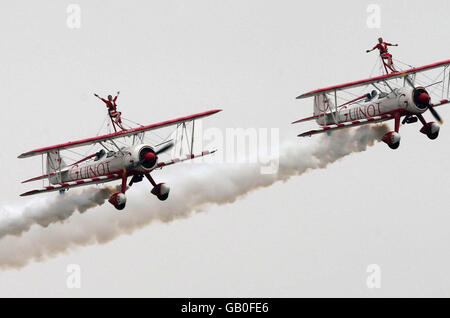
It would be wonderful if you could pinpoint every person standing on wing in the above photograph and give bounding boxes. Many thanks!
[366,37,399,73]
[94,91,125,131]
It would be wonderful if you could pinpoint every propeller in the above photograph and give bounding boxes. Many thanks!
[137,142,174,169]
[405,75,443,124]
[155,142,174,155]
[128,142,175,186]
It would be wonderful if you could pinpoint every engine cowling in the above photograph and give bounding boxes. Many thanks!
[139,147,157,169]
[413,88,431,110]
[151,183,170,201]
[127,145,158,171]
[109,192,127,210]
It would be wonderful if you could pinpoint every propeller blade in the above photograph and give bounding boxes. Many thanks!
[156,142,174,155]
[428,105,443,124]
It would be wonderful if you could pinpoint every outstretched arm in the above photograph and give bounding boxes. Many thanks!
[94,94,108,103]
[366,44,377,53]
[113,91,120,102]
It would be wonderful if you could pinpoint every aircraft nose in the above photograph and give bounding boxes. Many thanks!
[144,152,156,162]
[417,92,430,105]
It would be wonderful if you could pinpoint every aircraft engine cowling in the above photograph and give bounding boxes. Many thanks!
[139,147,158,169]
[412,87,431,111]
[128,145,158,171]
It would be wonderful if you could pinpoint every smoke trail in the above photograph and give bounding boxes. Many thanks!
[0,124,388,269]
[0,187,115,240]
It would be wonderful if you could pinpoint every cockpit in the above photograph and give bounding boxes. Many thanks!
[94,149,106,161]
[365,90,378,102]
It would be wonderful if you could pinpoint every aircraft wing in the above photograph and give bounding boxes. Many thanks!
[20,173,120,196]
[297,114,393,137]
[18,109,222,159]
[153,150,216,169]
[296,59,450,99]
[431,99,450,108]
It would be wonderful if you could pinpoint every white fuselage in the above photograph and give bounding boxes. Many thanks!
[49,144,154,184]
[317,87,426,126]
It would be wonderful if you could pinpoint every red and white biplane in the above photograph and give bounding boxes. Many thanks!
[18,97,221,210]
[293,54,450,149]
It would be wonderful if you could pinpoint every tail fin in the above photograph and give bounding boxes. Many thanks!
[46,150,67,183]
[314,93,334,125]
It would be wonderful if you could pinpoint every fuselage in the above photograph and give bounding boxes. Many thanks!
[317,87,428,126]
[49,144,155,184]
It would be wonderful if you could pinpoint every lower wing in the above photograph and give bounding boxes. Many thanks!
[431,99,449,108]
[20,174,121,196]
[153,149,216,169]
[297,115,393,137]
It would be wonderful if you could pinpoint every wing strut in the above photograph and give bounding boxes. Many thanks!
[190,120,195,155]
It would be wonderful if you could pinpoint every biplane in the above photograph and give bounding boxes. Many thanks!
[18,97,222,210]
[293,54,450,149]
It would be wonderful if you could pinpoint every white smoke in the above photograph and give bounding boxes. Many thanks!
[0,124,388,269]
[0,187,114,240]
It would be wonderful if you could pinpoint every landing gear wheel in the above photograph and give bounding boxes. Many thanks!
[388,142,400,150]
[116,203,126,210]
[157,193,169,201]
[427,131,439,140]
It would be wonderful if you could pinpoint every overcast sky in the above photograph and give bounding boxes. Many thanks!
[0,0,449,297]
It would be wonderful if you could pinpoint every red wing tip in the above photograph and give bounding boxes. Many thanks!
[20,190,38,197]
[296,93,312,99]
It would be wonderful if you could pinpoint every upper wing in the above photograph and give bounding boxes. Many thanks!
[297,114,392,137]
[296,59,450,100]
[18,109,222,158]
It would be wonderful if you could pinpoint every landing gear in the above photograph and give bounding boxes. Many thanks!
[382,112,402,150]
[382,131,401,150]
[419,120,440,141]
[388,141,400,149]
[151,183,170,201]
[156,191,169,201]
[145,173,170,201]
[109,169,128,210]
[427,131,439,140]
[108,192,127,210]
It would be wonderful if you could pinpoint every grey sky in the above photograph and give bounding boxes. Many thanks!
[0,0,449,297]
